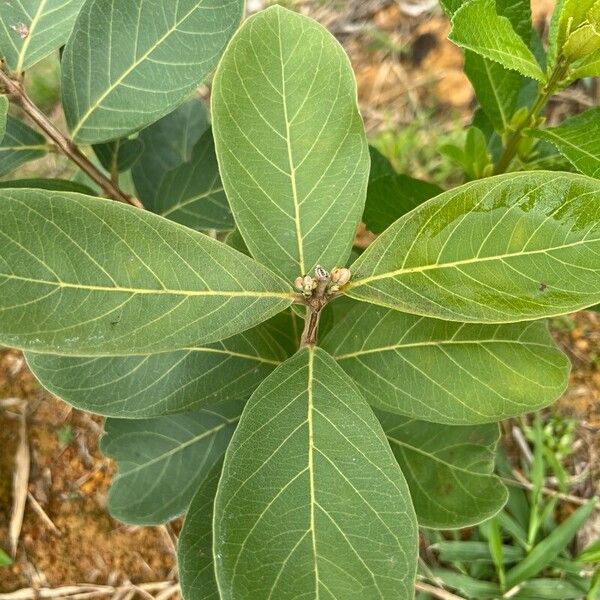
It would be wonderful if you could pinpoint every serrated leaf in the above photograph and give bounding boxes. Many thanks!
[61,0,243,144]
[101,401,240,524]
[132,98,209,207]
[0,0,85,72]
[0,96,7,142]
[212,5,369,282]
[153,129,234,231]
[346,172,600,323]
[364,147,442,234]
[178,460,222,600]
[449,0,545,82]
[461,0,533,133]
[0,178,96,195]
[532,107,600,178]
[25,311,295,418]
[214,347,418,599]
[0,115,47,176]
[0,189,293,355]
[93,138,144,174]
[569,48,600,79]
[376,411,507,527]
[323,303,568,424]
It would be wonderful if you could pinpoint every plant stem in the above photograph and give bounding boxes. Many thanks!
[0,68,143,208]
[300,271,330,347]
[493,59,569,175]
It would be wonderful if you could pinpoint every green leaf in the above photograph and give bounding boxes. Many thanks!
[569,48,600,79]
[376,410,507,527]
[214,347,418,599]
[532,107,600,178]
[323,303,569,424]
[93,138,144,174]
[0,0,85,72]
[577,538,600,563]
[178,460,223,600]
[463,0,533,133]
[431,541,524,564]
[25,312,295,418]
[0,115,47,176]
[61,0,243,144]
[364,148,442,234]
[101,401,240,524]
[212,5,369,282]
[346,172,600,323]
[505,500,596,589]
[132,98,209,207]
[511,578,590,599]
[0,548,12,567]
[0,178,96,195]
[153,129,234,231]
[431,569,501,599]
[0,96,7,142]
[449,0,545,82]
[0,190,294,355]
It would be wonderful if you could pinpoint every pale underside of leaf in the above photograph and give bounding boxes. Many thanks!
[346,172,600,323]
[377,410,508,528]
[214,347,418,600]
[61,0,244,143]
[212,5,369,282]
[0,190,293,355]
[102,401,241,525]
[322,303,569,424]
[25,312,296,418]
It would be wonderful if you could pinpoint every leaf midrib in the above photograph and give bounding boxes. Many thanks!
[111,414,239,479]
[332,338,553,360]
[1,272,293,299]
[348,237,599,290]
[15,0,47,72]
[386,435,491,477]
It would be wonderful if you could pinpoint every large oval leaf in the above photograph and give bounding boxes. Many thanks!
[25,311,296,418]
[154,129,234,231]
[132,98,209,207]
[61,0,243,144]
[0,0,85,72]
[212,5,369,282]
[346,172,600,323]
[214,347,418,599]
[101,401,240,524]
[322,303,569,424]
[0,190,293,355]
[377,410,507,528]
[178,460,223,600]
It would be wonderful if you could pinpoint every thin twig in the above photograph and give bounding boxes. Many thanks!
[415,581,465,600]
[0,67,142,208]
[26,492,61,536]
[9,402,29,557]
[501,470,600,509]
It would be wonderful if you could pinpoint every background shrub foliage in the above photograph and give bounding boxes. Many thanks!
[0,0,599,598]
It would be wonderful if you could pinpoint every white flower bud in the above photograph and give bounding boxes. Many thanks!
[335,268,351,286]
[315,265,329,280]
[294,276,304,290]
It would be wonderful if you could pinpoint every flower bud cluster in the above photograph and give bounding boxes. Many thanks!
[294,266,351,298]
